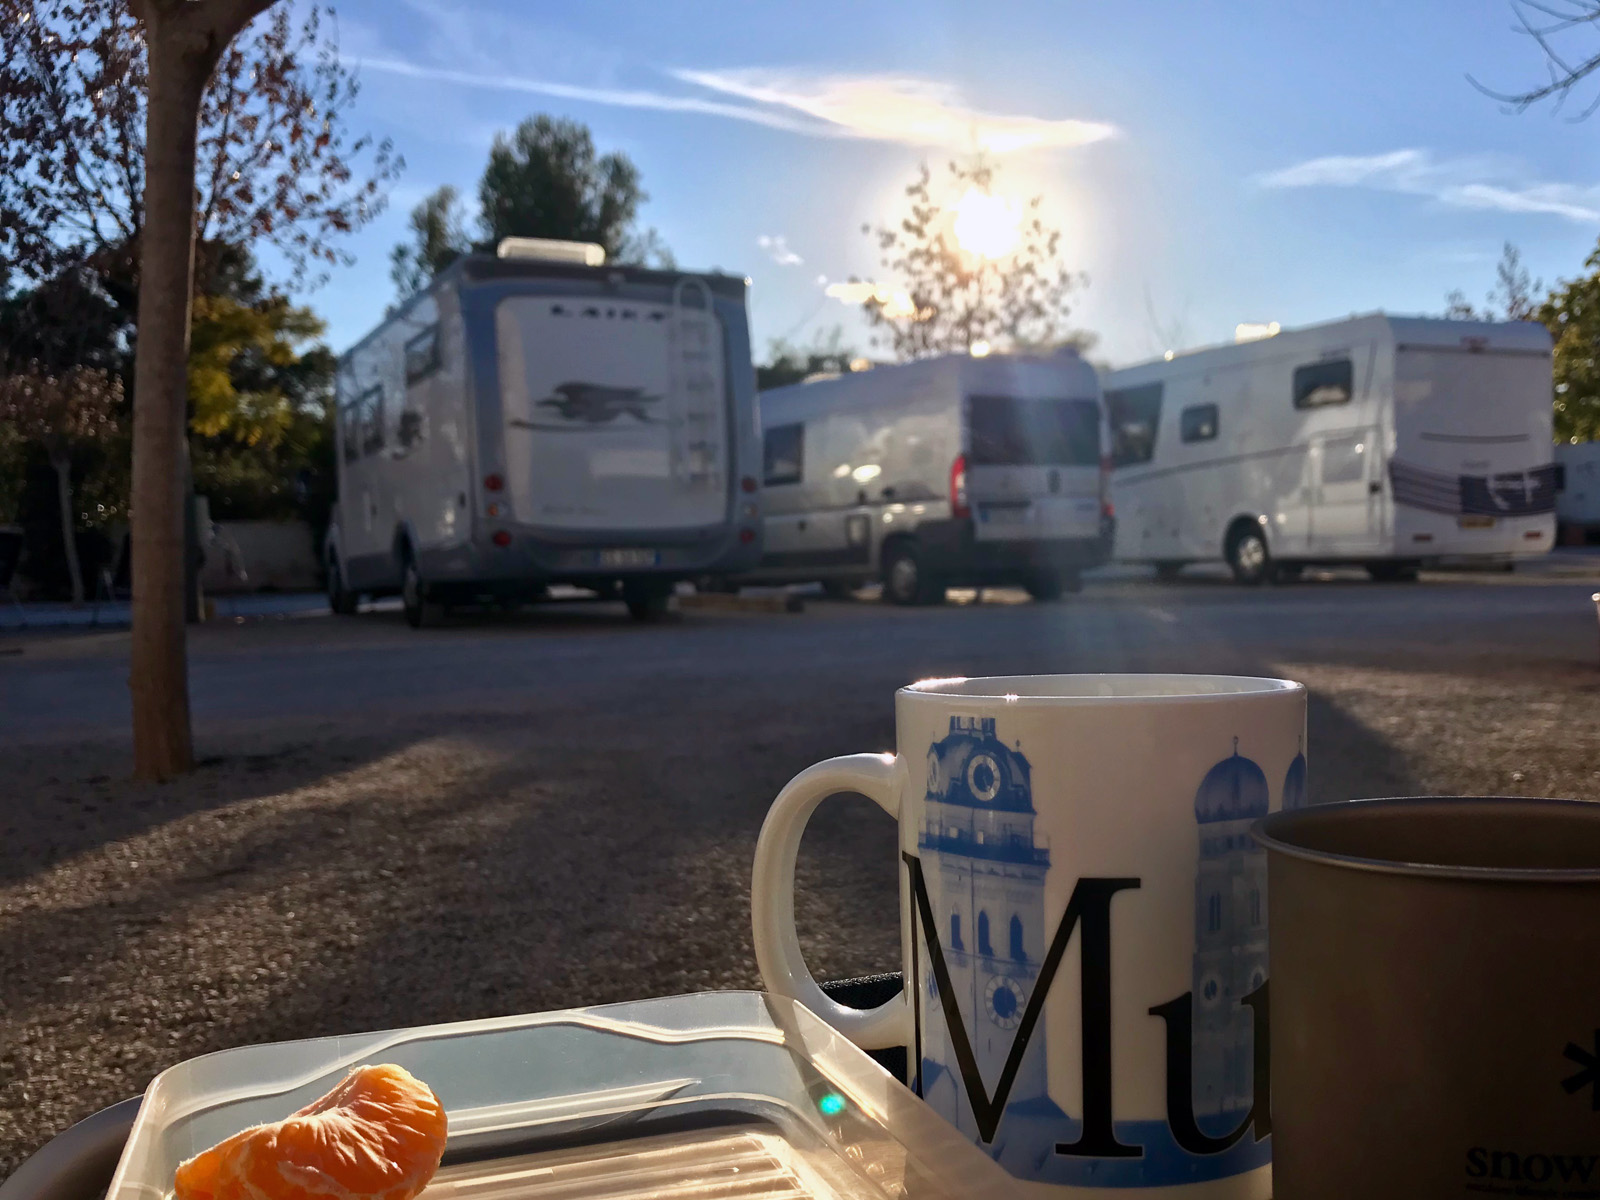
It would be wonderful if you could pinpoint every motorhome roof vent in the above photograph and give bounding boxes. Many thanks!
[496,238,606,266]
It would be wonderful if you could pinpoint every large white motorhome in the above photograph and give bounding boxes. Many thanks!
[327,242,763,626]
[745,351,1114,603]
[1105,315,1557,583]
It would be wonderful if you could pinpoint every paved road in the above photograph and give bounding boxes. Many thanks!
[4,570,1597,742]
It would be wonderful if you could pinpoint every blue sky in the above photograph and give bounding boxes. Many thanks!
[298,0,1600,366]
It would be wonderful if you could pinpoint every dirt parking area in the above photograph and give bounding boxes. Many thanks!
[2,578,1598,1174]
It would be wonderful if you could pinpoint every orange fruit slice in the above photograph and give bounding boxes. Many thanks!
[174,1064,448,1200]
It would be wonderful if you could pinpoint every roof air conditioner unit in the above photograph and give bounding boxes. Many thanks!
[496,238,606,267]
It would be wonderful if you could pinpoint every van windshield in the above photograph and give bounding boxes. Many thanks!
[966,396,1102,466]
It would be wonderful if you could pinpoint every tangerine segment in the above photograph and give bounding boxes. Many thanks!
[175,1064,448,1200]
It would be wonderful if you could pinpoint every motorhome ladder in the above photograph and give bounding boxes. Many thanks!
[668,278,722,490]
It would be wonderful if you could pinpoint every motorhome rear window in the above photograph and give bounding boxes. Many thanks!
[1105,383,1163,467]
[1180,403,1219,443]
[404,326,442,385]
[763,423,804,485]
[966,397,1101,466]
[1293,358,1353,409]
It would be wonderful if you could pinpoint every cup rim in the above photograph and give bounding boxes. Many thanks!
[1252,796,1600,882]
[898,673,1304,705]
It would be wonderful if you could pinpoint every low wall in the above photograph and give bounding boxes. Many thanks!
[202,520,321,593]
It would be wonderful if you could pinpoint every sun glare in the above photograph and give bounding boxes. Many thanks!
[951,187,1022,259]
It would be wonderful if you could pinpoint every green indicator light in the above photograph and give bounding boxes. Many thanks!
[818,1092,847,1116]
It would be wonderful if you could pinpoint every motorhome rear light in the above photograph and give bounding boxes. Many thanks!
[486,503,501,518]
[1525,530,1544,539]
[741,476,758,493]
[739,527,756,544]
[950,455,970,519]
[1413,534,1434,543]
[1102,501,1116,520]
[484,474,504,492]
[492,531,512,548]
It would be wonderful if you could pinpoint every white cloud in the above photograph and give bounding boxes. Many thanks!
[675,68,1116,154]
[1258,148,1600,223]
[349,57,826,136]
[757,235,803,266]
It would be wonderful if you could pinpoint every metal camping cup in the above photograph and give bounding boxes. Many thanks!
[1253,797,1600,1200]
[752,674,1308,1196]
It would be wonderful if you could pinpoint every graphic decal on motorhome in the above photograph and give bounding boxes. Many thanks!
[512,382,663,430]
[1388,459,1559,517]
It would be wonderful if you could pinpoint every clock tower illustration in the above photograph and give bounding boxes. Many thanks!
[918,715,1051,1142]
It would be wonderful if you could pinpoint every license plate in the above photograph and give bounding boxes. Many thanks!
[596,548,660,567]
[1458,515,1496,530]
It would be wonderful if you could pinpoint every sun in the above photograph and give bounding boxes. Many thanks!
[951,187,1022,260]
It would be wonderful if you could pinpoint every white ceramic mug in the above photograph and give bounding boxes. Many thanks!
[752,674,1307,1198]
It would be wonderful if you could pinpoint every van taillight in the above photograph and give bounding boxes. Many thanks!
[484,473,504,493]
[950,455,970,519]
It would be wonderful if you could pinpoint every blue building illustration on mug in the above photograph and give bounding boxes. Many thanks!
[918,715,1052,1140]
[1191,738,1269,1126]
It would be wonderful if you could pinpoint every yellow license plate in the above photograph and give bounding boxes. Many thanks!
[1458,515,1495,529]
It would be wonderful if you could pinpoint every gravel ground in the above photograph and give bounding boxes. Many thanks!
[3,596,1599,1176]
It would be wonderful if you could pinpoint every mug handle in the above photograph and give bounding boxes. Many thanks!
[751,753,913,1051]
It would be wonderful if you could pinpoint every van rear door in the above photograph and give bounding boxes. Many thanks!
[964,395,1104,542]
[494,289,728,534]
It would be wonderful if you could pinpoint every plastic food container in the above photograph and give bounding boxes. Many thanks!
[107,992,1020,1200]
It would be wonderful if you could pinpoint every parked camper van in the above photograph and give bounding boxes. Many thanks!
[1556,441,1600,544]
[747,351,1114,603]
[327,241,763,626]
[1105,315,1557,583]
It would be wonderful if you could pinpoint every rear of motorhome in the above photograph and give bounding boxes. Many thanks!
[748,352,1114,603]
[1105,315,1556,583]
[327,243,763,625]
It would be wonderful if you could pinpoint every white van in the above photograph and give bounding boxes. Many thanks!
[327,242,763,625]
[1105,315,1557,583]
[746,351,1113,603]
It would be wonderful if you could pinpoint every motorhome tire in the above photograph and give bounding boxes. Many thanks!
[624,582,673,621]
[883,542,944,606]
[327,556,358,615]
[401,555,444,628]
[1226,524,1272,586]
[1366,561,1420,582]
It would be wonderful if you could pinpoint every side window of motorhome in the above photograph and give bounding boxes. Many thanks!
[1180,403,1219,444]
[1106,383,1163,467]
[404,326,442,385]
[966,396,1101,465]
[358,386,385,457]
[763,423,804,485]
[1293,359,1353,409]
[340,401,361,464]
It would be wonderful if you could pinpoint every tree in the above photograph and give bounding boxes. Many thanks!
[478,115,670,265]
[1445,243,1542,321]
[0,366,123,604]
[756,328,860,391]
[1471,1,1600,116]
[860,159,1086,360]
[0,0,401,299]
[1537,250,1600,443]
[390,185,470,298]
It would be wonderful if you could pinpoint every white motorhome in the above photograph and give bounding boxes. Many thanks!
[1105,315,1557,583]
[1556,441,1600,543]
[327,243,763,625]
[745,351,1114,603]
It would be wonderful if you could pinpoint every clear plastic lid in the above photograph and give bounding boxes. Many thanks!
[108,992,1021,1200]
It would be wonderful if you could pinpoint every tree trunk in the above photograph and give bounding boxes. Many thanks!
[51,450,85,607]
[129,34,208,781]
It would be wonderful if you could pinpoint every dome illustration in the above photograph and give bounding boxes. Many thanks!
[1282,748,1308,811]
[1194,738,1269,824]
[926,716,1034,812]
